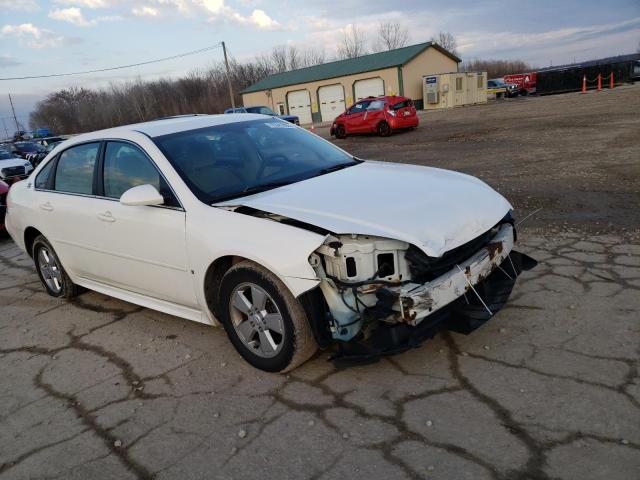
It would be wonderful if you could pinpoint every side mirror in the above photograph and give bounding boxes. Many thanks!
[119,184,164,206]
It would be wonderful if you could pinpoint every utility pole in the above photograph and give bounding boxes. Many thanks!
[221,41,235,108]
[8,94,20,133]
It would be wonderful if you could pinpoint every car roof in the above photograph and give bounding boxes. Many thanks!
[357,95,408,103]
[68,113,270,141]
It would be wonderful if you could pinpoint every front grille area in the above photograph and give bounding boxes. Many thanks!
[1,166,25,178]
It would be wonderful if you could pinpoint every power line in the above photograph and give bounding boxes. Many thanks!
[0,43,223,81]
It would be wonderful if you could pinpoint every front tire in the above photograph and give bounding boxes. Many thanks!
[218,261,317,372]
[33,235,80,298]
[335,124,347,139]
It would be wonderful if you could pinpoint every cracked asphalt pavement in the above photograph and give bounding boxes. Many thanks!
[1,87,639,479]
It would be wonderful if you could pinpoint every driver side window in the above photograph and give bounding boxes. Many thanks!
[348,101,369,115]
[103,142,179,207]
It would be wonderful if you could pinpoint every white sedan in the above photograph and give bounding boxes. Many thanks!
[6,114,535,371]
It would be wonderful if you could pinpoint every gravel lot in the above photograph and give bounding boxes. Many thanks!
[1,86,639,480]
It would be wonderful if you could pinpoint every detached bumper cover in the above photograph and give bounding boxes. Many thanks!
[397,223,515,325]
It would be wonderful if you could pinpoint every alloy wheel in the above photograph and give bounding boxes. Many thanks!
[37,247,63,294]
[228,282,285,358]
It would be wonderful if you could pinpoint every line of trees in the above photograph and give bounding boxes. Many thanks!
[29,50,326,134]
[461,59,533,79]
[30,26,532,134]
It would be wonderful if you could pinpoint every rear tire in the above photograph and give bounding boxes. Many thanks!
[378,121,392,137]
[33,235,80,298]
[218,260,318,372]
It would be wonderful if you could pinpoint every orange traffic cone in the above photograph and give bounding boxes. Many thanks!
[581,75,587,94]
[597,74,602,91]
[610,72,614,89]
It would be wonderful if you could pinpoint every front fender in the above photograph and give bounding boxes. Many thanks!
[186,204,326,321]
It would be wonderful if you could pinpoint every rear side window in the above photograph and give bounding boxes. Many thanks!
[54,143,99,194]
[103,142,159,198]
[367,100,385,111]
[391,100,412,110]
[35,160,55,189]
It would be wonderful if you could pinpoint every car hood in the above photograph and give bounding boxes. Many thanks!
[218,161,512,257]
[277,115,298,121]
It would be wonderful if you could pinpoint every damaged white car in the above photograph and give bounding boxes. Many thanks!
[6,114,535,371]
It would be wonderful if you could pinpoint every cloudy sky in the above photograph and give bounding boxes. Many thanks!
[1,0,639,127]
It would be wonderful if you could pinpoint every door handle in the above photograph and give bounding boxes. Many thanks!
[97,211,115,222]
[39,202,53,212]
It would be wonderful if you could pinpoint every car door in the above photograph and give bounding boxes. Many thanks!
[92,140,198,308]
[344,101,369,133]
[32,142,108,280]
[363,99,386,132]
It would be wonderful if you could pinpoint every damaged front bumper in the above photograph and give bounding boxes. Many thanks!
[397,223,516,325]
[311,223,537,366]
[331,250,535,366]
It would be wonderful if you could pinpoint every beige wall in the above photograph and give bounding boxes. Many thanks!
[240,46,460,121]
[241,67,400,120]
[401,48,459,100]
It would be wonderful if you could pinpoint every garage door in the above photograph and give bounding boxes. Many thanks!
[318,84,345,122]
[354,77,384,101]
[286,90,312,124]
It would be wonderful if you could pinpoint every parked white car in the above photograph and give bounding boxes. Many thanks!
[0,150,33,182]
[6,114,535,371]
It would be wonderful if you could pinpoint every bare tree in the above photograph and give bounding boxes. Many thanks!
[337,24,367,59]
[287,46,300,70]
[431,31,458,56]
[301,47,326,67]
[373,21,409,52]
[271,45,288,73]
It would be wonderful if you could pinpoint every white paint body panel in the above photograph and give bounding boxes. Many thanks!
[219,161,512,257]
[318,84,346,122]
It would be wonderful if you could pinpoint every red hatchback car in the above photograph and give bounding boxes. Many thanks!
[331,95,418,138]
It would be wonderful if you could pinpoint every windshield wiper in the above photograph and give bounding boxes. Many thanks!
[211,180,293,204]
[241,180,293,195]
[316,161,360,176]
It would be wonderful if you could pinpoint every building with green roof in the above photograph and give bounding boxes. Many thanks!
[241,42,460,124]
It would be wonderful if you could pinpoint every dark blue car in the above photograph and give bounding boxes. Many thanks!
[224,106,299,125]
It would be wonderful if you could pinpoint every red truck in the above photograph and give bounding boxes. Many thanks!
[503,73,537,95]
